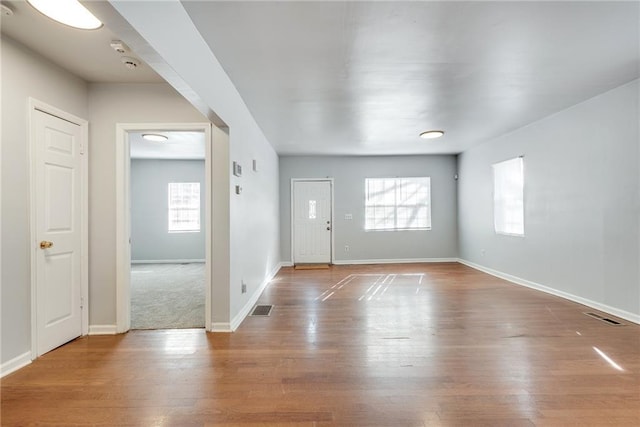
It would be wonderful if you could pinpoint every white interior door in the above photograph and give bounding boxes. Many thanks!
[34,109,83,356]
[293,180,332,263]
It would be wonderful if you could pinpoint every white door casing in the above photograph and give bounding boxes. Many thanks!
[30,100,88,358]
[292,180,333,264]
[115,123,213,333]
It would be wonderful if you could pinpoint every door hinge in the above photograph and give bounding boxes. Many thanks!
[80,296,84,309]
[80,143,85,155]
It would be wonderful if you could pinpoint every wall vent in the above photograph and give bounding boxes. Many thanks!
[250,305,273,316]
[584,312,624,326]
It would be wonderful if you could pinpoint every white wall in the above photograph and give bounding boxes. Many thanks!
[87,83,207,326]
[1,36,89,365]
[131,159,205,262]
[280,156,459,263]
[458,80,640,321]
[110,1,281,329]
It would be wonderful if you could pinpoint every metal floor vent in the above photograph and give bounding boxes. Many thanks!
[584,312,624,326]
[250,305,273,316]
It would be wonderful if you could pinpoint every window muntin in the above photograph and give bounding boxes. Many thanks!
[493,157,524,236]
[168,182,200,232]
[365,177,431,231]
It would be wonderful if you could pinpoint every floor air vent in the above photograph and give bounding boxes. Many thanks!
[250,305,273,316]
[584,312,624,326]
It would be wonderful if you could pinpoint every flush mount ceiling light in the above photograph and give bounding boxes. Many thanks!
[142,134,169,142]
[27,0,102,30]
[420,130,445,139]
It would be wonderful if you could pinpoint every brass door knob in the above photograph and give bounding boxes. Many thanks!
[40,241,53,249]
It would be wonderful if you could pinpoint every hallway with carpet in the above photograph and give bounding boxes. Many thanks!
[130,262,205,329]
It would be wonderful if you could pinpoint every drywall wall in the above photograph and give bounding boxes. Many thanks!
[458,80,640,320]
[280,156,459,263]
[88,83,207,326]
[130,159,205,262]
[1,36,89,365]
[110,1,281,329]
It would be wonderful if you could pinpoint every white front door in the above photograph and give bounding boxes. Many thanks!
[293,180,332,264]
[34,109,84,356]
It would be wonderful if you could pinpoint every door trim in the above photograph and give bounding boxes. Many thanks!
[290,178,335,265]
[28,98,89,360]
[115,122,212,333]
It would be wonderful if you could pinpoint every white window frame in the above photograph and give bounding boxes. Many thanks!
[364,177,432,231]
[168,182,201,233]
[493,156,525,236]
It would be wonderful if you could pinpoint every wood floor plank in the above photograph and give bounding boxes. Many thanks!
[2,263,639,426]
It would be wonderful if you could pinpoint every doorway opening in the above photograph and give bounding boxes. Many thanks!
[129,131,206,329]
[115,123,212,333]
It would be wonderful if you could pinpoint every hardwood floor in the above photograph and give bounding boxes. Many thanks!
[2,263,639,426]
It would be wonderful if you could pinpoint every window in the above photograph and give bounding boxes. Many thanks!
[308,200,316,219]
[365,177,431,231]
[168,182,200,232]
[493,157,524,236]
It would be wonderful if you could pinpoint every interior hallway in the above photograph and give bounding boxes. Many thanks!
[131,263,205,330]
[2,263,639,425]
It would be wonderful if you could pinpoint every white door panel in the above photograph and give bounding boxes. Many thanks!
[293,181,332,263]
[43,252,74,325]
[45,164,75,231]
[34,109,83,356]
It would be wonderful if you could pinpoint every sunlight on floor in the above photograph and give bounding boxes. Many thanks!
[315,273,426,302]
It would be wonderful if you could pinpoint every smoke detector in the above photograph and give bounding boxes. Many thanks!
[121,57,140,70]
[110,40,129,54]
[1,4,14,16]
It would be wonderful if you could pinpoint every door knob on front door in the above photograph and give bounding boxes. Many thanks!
[40,241,53,249]
[326,227,331,231]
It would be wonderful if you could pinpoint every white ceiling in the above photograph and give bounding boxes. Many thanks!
[182,1,639,155]
[0,0,163,83]
[129,131,205,160]
[2,1,638,156]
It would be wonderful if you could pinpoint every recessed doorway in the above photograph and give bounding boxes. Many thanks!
[115,123,212,333]
[129,131,206,329]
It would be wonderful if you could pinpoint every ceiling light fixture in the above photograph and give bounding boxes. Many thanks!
[142,134,169,142]
[27,0,102,30]
[420,130,445,139]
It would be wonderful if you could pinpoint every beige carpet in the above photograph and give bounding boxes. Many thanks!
[130,263,205,329]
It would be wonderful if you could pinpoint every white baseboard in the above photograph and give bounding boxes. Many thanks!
[88,325,118,335]
[333,257,458,265]
[280,261,294,267]
[131,259,205,264]
[228,262,285,332]
[458,258,640,325]
[1,351,31,378]
[211,322,232,332]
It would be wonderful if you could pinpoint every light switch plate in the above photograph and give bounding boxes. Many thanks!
[344,213,353,220]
